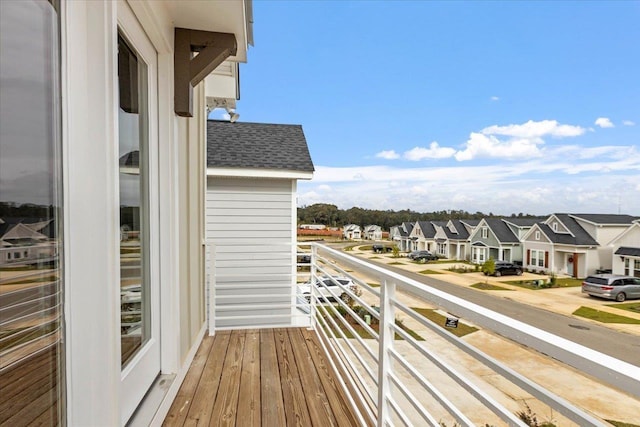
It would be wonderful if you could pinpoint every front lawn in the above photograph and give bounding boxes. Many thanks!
[412,307,478,337]
[319,306,423,341]
[387,262,405,265]
[606,302,640,314]
[418,269,443,275]
[504,277,582,290]
[471,282,512,291]
[572,307,640,324]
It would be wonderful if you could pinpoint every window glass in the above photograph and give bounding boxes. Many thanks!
[0,1,65,424]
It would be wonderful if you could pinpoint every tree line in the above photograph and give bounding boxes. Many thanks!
[297,203,540,231]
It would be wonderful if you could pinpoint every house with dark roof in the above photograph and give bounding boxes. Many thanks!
[440,219,471,260]
[206,120,314,329]
[363,224,383,240]
[468,218,521,264]
[607,221,640,277]
[389,222,415,252]
[522,214,600,277]
[408,221,438,252]
[343,224,362,240]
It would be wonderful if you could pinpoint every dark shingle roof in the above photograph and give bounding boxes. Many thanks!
[461,219,481,227]
[502,218,544,227]
[416,221,437,238]
[615,246,640,257]
[540,215,599,246]
[484,218,519,243]
[207,120,314,172]
[402,222,415,235]
[449,220,470,240]
[569,214,639,225]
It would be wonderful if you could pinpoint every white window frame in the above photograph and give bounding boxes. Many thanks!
[535,231,541,240]
[530,249,545,268]
[481,227,488,239]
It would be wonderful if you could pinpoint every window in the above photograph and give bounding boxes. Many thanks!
[535,231,541,240]
[0,1,65,424]
[635,259,640,278]
[530,249,546,268]
[481,227,488,239]
[552,223,558,232]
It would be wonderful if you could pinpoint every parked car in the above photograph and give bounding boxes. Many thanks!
[407,250,438,262]
[297,277,358,304]
[485,261,523,277]
[582,274,640,302]
[372,244,393,253]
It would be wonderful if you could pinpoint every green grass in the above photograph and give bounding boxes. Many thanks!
[606,421,640,427]
[418,269,443,274]
[359,245,373,251]
[369,256,381,259]
[471,282,512,291]
[0,265,36,271]
[3,274,58,285]
[572,307,640,324]
[320,309,423,341]
[504,277,583,290]
[553,277,583,287]
[606,302,640,314]
[367,282,381,288]
[412,307,478,337]
[429,259,472,265]
[387,262,405,265]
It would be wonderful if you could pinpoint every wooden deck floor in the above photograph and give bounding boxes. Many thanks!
[163,328,361,427]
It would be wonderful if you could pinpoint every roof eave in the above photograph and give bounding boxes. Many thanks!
[207,167,313,180]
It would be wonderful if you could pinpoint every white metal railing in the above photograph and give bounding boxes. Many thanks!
[204,240,639,426]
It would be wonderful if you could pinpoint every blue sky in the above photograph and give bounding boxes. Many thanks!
[214,1,640,215]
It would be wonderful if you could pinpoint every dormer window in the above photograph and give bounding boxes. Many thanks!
[481,227,488,239]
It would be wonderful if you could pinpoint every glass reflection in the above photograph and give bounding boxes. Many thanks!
[118,34,150,367]
[0,1,65,425]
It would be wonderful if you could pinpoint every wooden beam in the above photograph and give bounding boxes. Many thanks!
[174,28,237,117]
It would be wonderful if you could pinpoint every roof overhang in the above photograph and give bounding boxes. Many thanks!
[207,167,313,180]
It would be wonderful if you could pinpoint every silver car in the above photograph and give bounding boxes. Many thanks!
[581,274,640,302]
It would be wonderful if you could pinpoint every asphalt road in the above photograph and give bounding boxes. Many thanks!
[323,246,640,366]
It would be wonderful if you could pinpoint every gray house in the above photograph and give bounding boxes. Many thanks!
[468,218,521,264]
[206,120,314,329]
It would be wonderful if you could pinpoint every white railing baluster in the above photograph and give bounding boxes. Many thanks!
[377,277,395,427]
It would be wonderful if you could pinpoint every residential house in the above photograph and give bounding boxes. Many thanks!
[570,214,639,272]
[343,224,362,240]
[522,214,599,277]
[0,1,255,424]
[205,120,314,329]
[608,221,640,277]
[363,224,383,240]
[441,219,472,260]
[389,221,415,252]
[409,221,438,252]
[468,218,521,264]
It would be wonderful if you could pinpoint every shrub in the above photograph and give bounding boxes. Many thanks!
[482,258,496,276]
[392,246,400,258]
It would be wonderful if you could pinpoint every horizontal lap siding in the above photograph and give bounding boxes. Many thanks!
[207,178,294,329]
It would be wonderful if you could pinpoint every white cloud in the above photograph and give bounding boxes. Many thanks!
[595,117,614,128]
[481,119,585,138]
[318,184,332,192]
[375,150,400,160]
[623,120,636,126]
[490,96,499,101]
[454,132,543,161]
[403,142,456,160]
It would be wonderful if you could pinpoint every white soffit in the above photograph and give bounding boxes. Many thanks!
[162,0,252,62]
[207,168,314,180]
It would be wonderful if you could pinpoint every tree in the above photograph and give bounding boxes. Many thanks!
[482,258,496,276]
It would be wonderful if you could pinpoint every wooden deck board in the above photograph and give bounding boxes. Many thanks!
[163,333,216,426]
[163,328,359,427]
[260,329,286,427]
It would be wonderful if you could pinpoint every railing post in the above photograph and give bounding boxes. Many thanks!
[207,242,216,336]
[310,244,317,329]
[377,277,395,426]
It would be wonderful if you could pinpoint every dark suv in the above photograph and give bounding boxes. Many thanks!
[408,250,438,262]
[485,261,523,277]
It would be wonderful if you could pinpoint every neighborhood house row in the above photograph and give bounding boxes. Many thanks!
[321,215,640,279]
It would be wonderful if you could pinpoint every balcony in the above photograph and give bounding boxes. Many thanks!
[168,242,639,426]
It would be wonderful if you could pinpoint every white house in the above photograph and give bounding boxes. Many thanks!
[343,224,361,240]
[0,1,255,425]
[608,221,640,277]
[205,120,314,329]
[363,224,383,240]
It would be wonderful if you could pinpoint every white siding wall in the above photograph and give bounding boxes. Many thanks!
[206,177,295,329]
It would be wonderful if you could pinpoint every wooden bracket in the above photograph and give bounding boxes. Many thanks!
[174,28,237,117]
